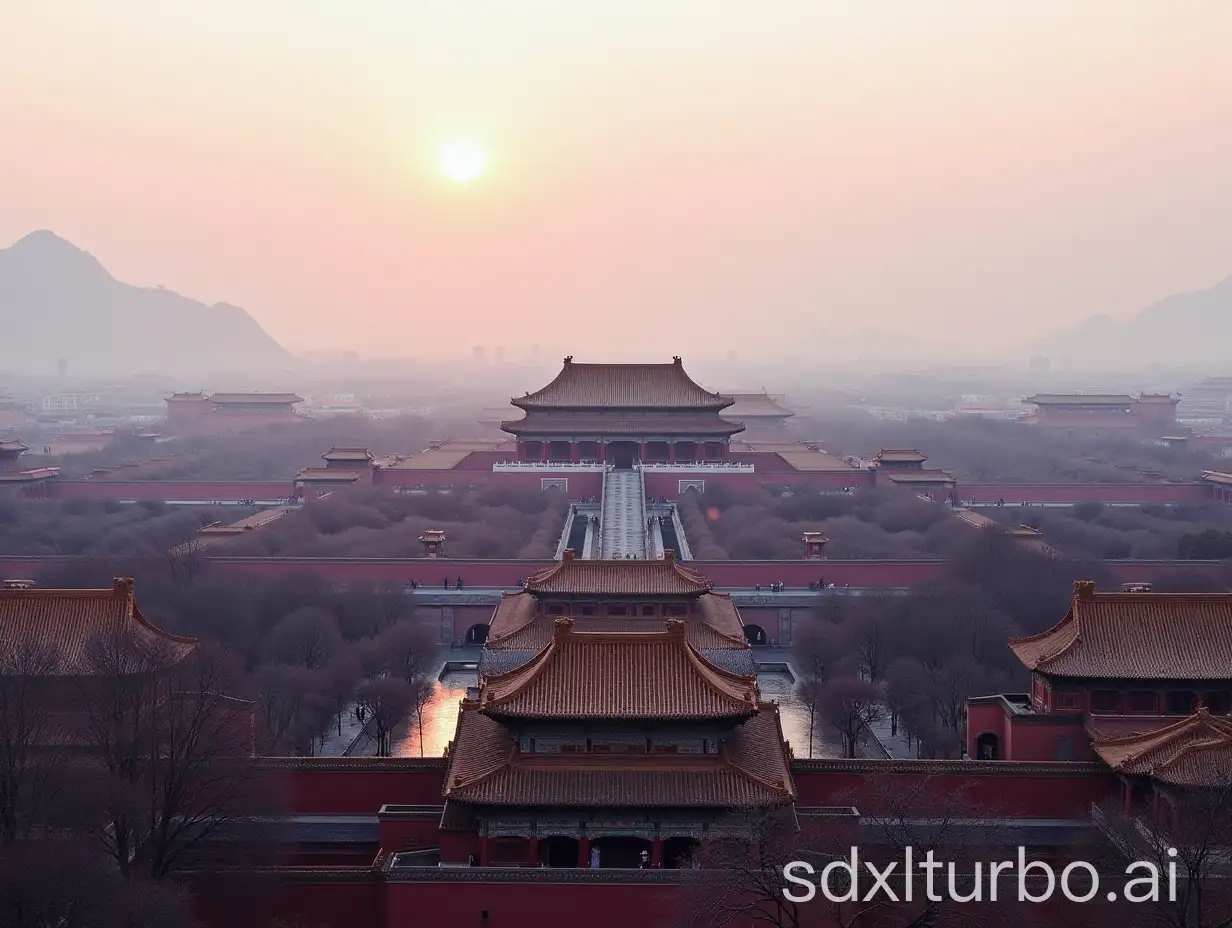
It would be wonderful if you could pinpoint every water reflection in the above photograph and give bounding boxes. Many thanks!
[391,670,474,757]
[394,668,836,759]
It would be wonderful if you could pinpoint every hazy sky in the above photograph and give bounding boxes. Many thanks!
[2,1,1231,359]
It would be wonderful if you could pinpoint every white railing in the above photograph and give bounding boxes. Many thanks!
[636,462,754,472]
[492,461,608,472]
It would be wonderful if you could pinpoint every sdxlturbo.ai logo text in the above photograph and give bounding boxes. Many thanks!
[783,846,1178,904]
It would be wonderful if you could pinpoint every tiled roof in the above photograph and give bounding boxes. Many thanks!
[485,595,747,657]
[444,703,794,807]
[209,393,304,405]
[1025,394,1135,406]
[479,618,757,721]
[721,394,794,419]
[322,447,373,462]
[501,412,743,437]
[1009,581,1232,679]
[875,449,928,463]
[1092,708,1232,787]
[0,439,28,453]
[513,358,732,410]
[0,578,196,674]
[525,551,711,597]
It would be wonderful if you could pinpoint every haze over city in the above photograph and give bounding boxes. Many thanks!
[3,1,1232,364]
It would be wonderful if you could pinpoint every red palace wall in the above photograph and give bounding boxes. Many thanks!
[374,468,606,497]
[0,554,1227,591]
[384,880,681,928]
[791,761,1114,819]
[965,703,1093,762]
[267,760,447,814]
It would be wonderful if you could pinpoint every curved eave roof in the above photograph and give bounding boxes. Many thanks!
[512,358,732,411]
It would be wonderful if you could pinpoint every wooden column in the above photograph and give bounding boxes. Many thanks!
[668,442,676,464]
[479,834,490,867]
[650,836,663,868]
[578,836,591,868]
[570,442,579,462]
[599,442,606,463]
[541,442,549,462]
[527,836,540,866]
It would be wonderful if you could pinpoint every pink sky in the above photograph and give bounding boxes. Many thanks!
[2,1,1231,359]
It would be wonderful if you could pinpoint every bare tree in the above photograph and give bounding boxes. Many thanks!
[681,777,1013,928]
[376,620,437,683]
[263,607,343,671]
[0,838,197,928]
[163,532,208,588]
[354,677,413,758]
[78,632,261,879]
[252,662,318,754]
[321,651,362,739]
[1092,775,1232,928]
[820,677,884,759]
[0,633,62,846]
[678,805,813,928]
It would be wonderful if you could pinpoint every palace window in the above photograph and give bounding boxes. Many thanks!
[641,604,657,616]
[606,604,628,616]
[1165,690,1197,715]
[580,605,596,617]
[548,603,566,616]
[666,603,687,617]
[1054,692,1082,711]
[1127,690,1158,714]
[1089,690,1120,713]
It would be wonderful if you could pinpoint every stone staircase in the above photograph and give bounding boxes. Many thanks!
[599,468,648,559]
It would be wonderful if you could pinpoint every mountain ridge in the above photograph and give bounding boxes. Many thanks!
[1030,274,1232,370]
[0,231,294,375]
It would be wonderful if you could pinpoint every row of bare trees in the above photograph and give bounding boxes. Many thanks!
[792,533,1124,759]
[0,615,270,926]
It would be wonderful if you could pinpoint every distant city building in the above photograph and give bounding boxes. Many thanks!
[40,392,99,413]
[1178,376,1232,425]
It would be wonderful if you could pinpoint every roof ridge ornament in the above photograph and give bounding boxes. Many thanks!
[553,616,575,641]
[1074,580,1097,600]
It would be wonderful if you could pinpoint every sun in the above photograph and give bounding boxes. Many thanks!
[438,140,486,183]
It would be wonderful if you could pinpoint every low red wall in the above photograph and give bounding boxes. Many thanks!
[0,554,1226,590]
[963,483,1211,504]
[266,761,447,815]
[791,761,1114,819]
[197,876,380,928]
[384,880,681,928]
[50,480,292,501]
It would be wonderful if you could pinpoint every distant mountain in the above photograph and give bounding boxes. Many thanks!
[0,231,293,375]
[1030,275,1232,370]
